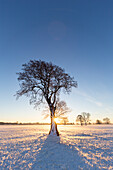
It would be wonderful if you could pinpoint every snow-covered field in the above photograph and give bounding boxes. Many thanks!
[0,125,113,170]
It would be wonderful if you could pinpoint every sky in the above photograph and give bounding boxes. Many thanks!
[0,0,113,123]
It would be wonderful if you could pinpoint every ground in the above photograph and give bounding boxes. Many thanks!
[0,125,113,169]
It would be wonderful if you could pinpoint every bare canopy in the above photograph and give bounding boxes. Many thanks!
[16,60,77,135]
[43,100,71,123]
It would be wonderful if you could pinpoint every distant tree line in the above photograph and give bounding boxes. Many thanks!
[0,122,40,125]
[96,117,110,124]
[76,113,111,125]
[0,122,19,125]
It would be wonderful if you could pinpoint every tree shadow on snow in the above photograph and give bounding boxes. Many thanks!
[32,134,93,170]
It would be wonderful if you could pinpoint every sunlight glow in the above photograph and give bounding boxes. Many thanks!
[54,118,60,123]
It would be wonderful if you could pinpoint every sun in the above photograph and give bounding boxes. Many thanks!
[54,118,60,123]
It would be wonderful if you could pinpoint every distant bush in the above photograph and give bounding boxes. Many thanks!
[103,117,110,124]
[96,119,102,124]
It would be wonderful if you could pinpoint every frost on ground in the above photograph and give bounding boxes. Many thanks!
[0,125,113,170]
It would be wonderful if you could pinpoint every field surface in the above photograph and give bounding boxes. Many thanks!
[0,125,113,169]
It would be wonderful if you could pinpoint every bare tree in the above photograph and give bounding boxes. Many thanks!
[55,100,71,117]
[43,101,71,122]
[76,112,91,125]
[81,112,91,125]
[76,115,84,125]
[16,60,77,136]
[43,100,70,124]
[103,117,110,124]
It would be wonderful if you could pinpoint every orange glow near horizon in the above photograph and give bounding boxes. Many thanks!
[54,118,60,124]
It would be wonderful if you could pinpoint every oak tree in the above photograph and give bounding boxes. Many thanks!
[16,60,77,136]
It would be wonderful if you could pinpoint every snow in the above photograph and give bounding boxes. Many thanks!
[0,125,113,169]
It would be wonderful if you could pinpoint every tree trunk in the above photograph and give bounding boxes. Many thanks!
[49,106,59,136]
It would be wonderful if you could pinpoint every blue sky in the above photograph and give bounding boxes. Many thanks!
[0,0,113,123]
